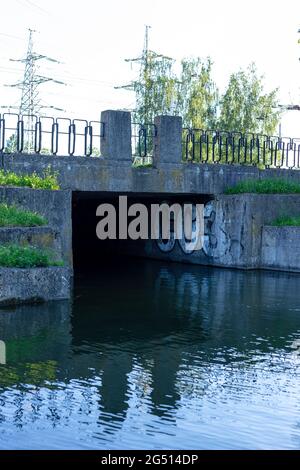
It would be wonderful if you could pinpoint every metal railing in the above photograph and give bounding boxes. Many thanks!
[0,113,104,157]
[131,123,157,164]
[2,113,299,170]
[183,128,300,169]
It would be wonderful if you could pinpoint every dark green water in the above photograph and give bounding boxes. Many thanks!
[0,259,300,449]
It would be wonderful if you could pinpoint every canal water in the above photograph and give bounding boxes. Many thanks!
[0,259,300,449]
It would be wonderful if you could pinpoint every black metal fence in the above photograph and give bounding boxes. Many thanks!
[1,112,300,170]
[182,128,300,169]
[0,113,104,157]
[132,123,157,163]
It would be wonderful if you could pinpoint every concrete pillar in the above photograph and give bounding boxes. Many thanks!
[153,115,182,167]
[100,110,132,162]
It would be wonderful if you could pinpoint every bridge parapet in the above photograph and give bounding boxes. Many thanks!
[153,115,182,167]
[100,110,132,162]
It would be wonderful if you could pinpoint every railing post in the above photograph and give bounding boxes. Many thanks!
[153,115,182,167]
[100,110,132,162]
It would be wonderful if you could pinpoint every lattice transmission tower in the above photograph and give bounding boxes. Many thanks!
[115,25,174,123]
[7,28,65,116]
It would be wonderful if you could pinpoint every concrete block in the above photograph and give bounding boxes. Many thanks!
[0,187,72,268]
[0,267,71,307]
[261,226,300,272]
[0,226,62,262]
[153,115,182,167]
[100,110,132,162]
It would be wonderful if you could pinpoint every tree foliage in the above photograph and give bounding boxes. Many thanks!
[175,57,218,129]
[4,134,17,153]
[219,64,279,135]
[129,54,279,135]
[132,52,177,124]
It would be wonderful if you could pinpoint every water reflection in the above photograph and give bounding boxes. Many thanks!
[0,260,300,449]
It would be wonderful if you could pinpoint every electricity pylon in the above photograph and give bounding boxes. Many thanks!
[7,28,65,116]
[3,28,65,151]
[115,25,174,122]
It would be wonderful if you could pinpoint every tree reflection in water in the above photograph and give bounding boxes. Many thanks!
[0,260,300,449]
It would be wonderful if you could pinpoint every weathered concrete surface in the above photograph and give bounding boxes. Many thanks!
[262,226,300,272]
[0,267,71,307]
[0,226,62,262]
[3,152,300,194]
[201,194,300,268]
[100,110,132,161]
[0,187,72,267]
[119,194,300,271]
[153,115,182,167]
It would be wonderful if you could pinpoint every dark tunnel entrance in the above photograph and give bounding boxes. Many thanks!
[72,191,213,271]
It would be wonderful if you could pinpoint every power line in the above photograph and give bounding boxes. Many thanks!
[50,74,116,87]
[23,0,51,15]
[13,0,51,16]
[0,32,24,41]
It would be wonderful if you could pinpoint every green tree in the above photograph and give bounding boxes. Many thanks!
[218,64,280,135]
[122,42,279,137]
[4,134,17,153]
[132,52,177,124]
[128,55,218,128]
[175,57,218,129]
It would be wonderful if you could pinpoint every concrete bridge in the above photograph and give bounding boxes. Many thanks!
[1,110,300,297]
[1,111,300,194]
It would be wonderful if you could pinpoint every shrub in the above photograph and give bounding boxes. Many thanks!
[0,167,59,190]
[272,216,300,227]
[0,245,63,268]
[0,204,47,227]
[225,178,300,194]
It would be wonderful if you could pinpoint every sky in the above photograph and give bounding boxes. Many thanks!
[0,0,299,136]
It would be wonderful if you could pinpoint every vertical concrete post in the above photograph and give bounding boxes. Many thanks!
[100,110,132,162]
[153,115,182,167]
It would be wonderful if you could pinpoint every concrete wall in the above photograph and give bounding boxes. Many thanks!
[0,226,62,262]
[3,153,300,195]
[1,111,300,275]
[119,194,300,271]
[0,267,70,307]
[262,226,300,272]
[202,194,300,268]
[0,187,72,267]
[0,188,72,306]
[1,111,300,194]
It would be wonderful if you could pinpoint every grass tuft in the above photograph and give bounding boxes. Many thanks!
[0,167,59,190]
[225,178,300,195]
[0,245,63,268]
[0,204,47,227]
[272,216,300,227]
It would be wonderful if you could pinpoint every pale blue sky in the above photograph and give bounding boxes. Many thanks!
[0,0,299,135]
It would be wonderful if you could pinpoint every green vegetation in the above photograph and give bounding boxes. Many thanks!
[124,40,280,135]
[132,158,153,168]
[0,204,47,227]
[272,216,300,227]
[0,167,59,190]
[4,134,17,153]
[4,134,51,155]
[225,179,300,195]
[218,65,279,135]
[0,245,63,268]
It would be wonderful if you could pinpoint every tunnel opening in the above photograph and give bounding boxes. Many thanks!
[72,191,213,272]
